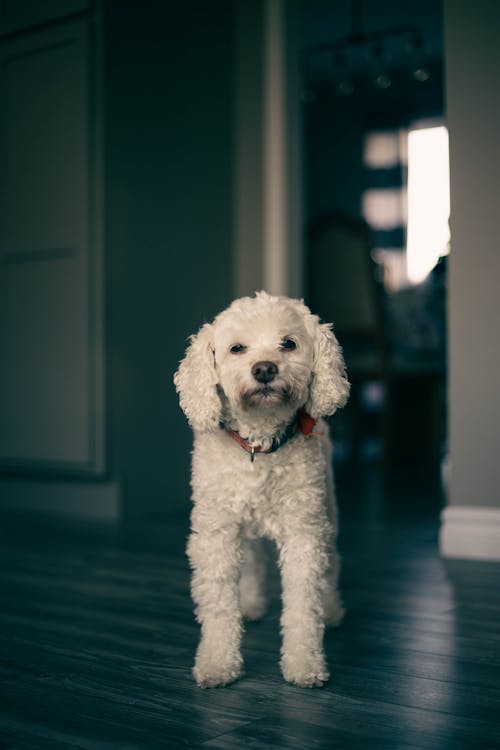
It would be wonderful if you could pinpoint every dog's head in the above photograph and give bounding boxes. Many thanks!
[174,291,350,432]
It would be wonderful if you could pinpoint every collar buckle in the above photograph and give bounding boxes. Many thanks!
[222,409,318,460]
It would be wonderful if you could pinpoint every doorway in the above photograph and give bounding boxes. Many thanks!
[299,0,447,471]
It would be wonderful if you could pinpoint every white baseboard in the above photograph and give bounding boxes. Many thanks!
[0,477,120,522]
[440,505,500,561]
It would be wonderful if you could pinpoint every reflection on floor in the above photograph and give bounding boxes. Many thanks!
[0,466,499,749]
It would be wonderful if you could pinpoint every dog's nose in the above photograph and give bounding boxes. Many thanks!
[251,360,278,383]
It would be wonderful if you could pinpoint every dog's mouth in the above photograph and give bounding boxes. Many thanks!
[259,385,277,396]
[241,384,292,409]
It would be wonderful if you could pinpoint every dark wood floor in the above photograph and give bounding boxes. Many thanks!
[1,467,500,749]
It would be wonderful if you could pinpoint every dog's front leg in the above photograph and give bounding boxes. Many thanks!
[277,527,330,687]
[187,524,243,688]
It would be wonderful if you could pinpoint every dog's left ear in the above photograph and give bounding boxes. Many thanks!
[174,323,221,432]
[305,318,350,419]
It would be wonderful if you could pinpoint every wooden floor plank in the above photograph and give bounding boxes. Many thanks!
[1,468,500,749]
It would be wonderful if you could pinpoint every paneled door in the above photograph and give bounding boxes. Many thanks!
[0,17,104,475]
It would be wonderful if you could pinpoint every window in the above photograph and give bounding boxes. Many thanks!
[363,123,450,290]
[406,125,450,284]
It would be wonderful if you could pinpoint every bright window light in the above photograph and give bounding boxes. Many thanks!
[364,131,402,168]
[362,188,406,230]
[406,125,450,284]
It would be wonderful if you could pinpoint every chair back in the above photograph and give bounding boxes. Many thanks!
[307,212,387,376]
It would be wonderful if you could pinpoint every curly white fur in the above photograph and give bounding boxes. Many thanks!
[174,291,349,688]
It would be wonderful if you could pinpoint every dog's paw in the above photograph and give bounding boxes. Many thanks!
[280,650,329,688]
[193,645,243,688]
[240,597,267,621]
[193,661,243,688]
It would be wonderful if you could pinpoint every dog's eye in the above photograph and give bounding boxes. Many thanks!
[280,338,297,351]
[230,343,247,354]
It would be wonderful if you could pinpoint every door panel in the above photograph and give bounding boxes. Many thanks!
[0,1,90,36]
[0,19,103,474]
[0,255,90,464]
[4,32,87,257]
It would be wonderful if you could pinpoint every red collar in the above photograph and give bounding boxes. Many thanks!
[222,408,318,462]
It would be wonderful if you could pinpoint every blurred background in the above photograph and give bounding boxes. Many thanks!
[0,0,498,544]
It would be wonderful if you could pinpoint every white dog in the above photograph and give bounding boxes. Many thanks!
[174,291,349,688]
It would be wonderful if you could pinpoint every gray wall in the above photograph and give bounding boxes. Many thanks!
[445,0,500,508]
[106,0,235,521]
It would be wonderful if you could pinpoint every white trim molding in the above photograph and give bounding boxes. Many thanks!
[440,505,500,561]
[263,0,287,297]
[262,0,302,298]
[234,0,302,300]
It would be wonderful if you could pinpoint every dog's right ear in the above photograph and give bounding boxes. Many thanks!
[174,323,221,432]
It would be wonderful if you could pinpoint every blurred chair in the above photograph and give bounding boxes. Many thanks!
[307,211,388,461]
[307,211,445,465]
